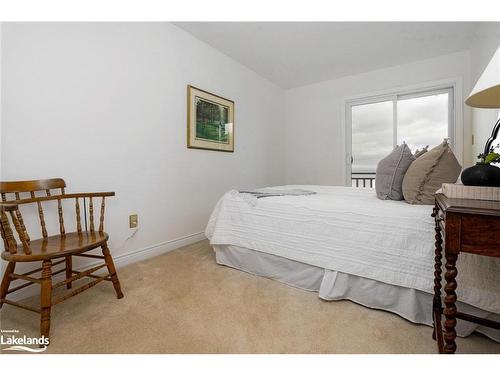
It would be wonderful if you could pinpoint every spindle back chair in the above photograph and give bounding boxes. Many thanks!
[0,178,123,343]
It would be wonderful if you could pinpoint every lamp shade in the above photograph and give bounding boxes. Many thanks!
[466,45,500,108]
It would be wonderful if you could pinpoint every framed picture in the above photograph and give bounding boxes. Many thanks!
[187,85,234,152]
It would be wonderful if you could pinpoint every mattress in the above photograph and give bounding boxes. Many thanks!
[214,244,500,342]
[206,186,500,316]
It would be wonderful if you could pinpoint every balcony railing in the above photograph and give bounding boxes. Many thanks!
[351,173,376,188]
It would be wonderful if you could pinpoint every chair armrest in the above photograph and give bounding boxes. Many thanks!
[69,192,115,198]
[1,192,114,253]
[2,192,115,205]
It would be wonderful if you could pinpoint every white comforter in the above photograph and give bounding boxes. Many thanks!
[206,185,500,314]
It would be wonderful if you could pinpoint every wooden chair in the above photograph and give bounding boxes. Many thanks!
[0,178,123,342]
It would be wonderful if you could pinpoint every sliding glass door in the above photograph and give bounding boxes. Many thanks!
[347,87,454,188]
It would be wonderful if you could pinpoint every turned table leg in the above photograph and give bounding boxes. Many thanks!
[443,252,458,354]
[432,207,443,342]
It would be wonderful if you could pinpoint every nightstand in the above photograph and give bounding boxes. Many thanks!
[432,193,500,354]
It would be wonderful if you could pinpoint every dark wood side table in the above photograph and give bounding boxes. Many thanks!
[432,193,500,354]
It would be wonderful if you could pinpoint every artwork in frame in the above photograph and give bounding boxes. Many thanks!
[187,85,234,152]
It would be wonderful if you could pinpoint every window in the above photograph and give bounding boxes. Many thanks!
[347,87,454,188]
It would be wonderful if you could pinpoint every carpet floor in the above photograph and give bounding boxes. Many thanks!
[1,240,499,354]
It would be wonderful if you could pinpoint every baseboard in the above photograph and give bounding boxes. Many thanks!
[112,231,206,269]
[4,231,206,302]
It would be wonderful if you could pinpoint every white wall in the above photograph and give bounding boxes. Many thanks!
[284,51,472,185]
[1,23,285,275]
[470,23,500,158]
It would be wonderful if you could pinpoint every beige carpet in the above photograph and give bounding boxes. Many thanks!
[1,240,499,354]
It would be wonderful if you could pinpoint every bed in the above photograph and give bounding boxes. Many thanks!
[205,185,500,342]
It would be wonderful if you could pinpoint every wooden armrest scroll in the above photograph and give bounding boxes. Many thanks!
[0,203,19,212]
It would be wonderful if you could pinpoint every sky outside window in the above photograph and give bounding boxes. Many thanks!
[351,91,450,174]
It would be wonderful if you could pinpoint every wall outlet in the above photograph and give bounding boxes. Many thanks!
[129,214,138,228]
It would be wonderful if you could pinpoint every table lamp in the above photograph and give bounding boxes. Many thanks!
[462,44,500,187]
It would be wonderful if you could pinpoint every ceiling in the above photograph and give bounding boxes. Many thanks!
[175,22,481,89]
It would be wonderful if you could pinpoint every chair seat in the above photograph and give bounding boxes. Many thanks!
[1,231,109,262]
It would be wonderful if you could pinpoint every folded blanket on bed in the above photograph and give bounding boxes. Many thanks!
[237,188,316,207]
[206,185,500,315]
[239,188,316,198]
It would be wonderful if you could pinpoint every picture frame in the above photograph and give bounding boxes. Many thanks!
[187,85,235,152]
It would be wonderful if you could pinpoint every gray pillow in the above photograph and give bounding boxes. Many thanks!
[375,143,415,200]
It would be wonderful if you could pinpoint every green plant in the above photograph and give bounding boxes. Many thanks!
[478,143,500,164]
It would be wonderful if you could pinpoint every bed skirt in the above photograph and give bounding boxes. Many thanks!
[213,244,500,343]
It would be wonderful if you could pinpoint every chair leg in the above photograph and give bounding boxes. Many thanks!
[40,260,52,341]
[0,262,16,308]
[101,243,123,299]
[65,256,72,289]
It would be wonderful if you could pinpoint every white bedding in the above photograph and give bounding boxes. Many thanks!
[205,185,500,315]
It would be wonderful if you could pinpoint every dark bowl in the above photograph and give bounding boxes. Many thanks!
[461,163,500,187]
